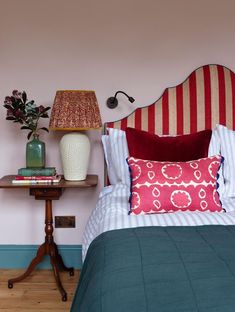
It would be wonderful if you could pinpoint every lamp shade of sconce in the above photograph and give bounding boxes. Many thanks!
[49,90,102,181]
[106,91,135,109]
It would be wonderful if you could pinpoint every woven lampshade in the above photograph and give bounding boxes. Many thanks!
[49,90,102,181]
[49,90,102,130]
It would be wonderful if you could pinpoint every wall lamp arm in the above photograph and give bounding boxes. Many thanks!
[106,90,135,109]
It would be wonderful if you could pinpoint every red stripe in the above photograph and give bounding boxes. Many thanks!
[203,65,212,129]
[162,90,169,135]
[176,84,183,135]
[134,108,142,129]
[148,104,155,134]
[107,122,114,129]
[231,71,235,130]
[121,117,127,130]
[189,71,197,133]
[217,65,226,125]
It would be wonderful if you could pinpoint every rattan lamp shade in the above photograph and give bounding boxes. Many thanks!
[49,90,102,181]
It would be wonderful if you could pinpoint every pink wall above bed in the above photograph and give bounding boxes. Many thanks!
[1,0,235,245]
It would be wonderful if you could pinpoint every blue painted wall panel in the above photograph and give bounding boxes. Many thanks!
[0,245,82,269]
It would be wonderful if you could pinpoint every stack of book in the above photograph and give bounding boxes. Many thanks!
[12,167,61,184]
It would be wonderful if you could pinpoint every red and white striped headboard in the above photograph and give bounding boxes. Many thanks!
[106,64,235,135]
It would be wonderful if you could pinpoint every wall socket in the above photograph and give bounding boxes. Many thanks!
[55,216,76,228]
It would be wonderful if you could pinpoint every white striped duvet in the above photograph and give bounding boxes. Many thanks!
[82,183,235,260]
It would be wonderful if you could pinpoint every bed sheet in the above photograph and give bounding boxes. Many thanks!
[82,183,235,260]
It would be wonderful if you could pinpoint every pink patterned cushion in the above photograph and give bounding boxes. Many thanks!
[127,155,223,215]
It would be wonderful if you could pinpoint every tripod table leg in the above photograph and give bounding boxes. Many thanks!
[54,243,74,276]
[50,246,68,301]
[8,243,46,288]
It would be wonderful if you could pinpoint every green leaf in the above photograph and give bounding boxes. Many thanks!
[27,131,33,140]
[21,126,32,130]
[40,127,49,132]
[43,107,51,112]
[22,91,27,104]
[26,100,35,106]
[3,104,12,109]
[12,102,18,109]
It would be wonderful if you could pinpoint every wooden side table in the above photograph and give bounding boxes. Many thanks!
[0,174,98,301]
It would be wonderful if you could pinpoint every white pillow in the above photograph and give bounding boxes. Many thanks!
[102,128,130,186]
[208,127,224,197]
[215,124,235,197]
[102,135,119,185]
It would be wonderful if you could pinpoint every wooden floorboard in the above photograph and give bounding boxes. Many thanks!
[0,269,80,311]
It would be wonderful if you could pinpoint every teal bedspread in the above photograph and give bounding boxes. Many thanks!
[71,226,235,312]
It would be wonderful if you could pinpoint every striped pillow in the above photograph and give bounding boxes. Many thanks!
[208,128,224,197]
[216,125,235,197]
[105,128,130,186]
[102,135,120,185]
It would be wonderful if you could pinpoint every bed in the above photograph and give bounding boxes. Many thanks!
[71,64,235,311]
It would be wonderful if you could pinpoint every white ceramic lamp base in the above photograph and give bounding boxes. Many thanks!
[60,132,90,181]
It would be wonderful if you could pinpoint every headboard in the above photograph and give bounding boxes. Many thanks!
[106,64,235,135]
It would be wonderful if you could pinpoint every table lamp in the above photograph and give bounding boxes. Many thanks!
[49,90,102,181]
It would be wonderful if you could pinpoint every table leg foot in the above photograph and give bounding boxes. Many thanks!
[7,243,46,287]
[62,293,67,302]
[54,244,74,276]
[50,247,68,301]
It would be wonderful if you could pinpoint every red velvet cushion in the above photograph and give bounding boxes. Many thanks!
[126,127,212,162]
[127,155,223,215]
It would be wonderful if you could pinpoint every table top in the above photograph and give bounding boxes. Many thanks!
[0,175,98,189]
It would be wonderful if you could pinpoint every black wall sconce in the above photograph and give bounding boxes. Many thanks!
[106,90,135,109]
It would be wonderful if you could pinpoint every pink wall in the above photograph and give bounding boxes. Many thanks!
[1,0,235,245]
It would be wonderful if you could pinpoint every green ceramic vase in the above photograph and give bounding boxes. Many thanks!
[26,133,45,168]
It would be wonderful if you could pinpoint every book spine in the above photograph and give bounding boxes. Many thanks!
[12,179,60,184]
[14,175,56,180]
[18,168,56,176]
